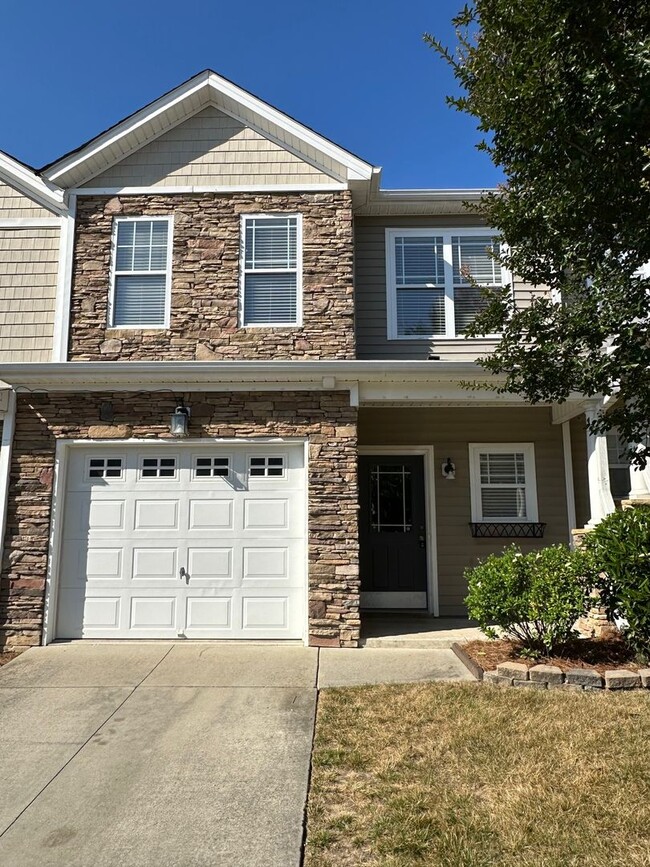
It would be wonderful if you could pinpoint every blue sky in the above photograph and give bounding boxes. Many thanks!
[1,0,501,189]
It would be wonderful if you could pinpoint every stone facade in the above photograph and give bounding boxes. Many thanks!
[68,192,355,361]
[0,391,359,650]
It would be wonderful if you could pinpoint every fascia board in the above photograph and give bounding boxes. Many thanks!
[0,153,66,215]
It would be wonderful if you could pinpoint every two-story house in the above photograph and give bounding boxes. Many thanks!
[0,70,646,651]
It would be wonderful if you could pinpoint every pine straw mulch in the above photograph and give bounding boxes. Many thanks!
[462,636,647,675]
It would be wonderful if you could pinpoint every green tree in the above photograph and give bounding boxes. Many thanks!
[427,1,650,464]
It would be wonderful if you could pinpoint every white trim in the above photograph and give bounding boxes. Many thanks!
[0,391,16,585]
[44,70,373,185]
[108,215,174,329]
[584,407,615,526]
[43,435,310,646]
[468,442,539,523]
[73,184,348,195]
[0,151,66,215]
[385,227,509,342]
[239,213,303,328]
[561,422,577,537]
[358,445,438,616]
[0,217,62,228]
[52,194,76,362]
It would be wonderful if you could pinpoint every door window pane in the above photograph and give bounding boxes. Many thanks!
[370,464,412,532]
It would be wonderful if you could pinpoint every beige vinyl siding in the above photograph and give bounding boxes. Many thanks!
[354,215,549,361]
[359,406,569,615]
[82,106,341,188]
[0,182,55,219]
[0,228,59,361]
[570,413,590,528]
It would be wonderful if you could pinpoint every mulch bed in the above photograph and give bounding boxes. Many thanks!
[0,652,19,667]
[462,637,647,676]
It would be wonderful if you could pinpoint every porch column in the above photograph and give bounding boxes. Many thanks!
[628,442,650,500]
[585,407,615,526]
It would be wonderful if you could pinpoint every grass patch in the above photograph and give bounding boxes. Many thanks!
[305,683,650,867]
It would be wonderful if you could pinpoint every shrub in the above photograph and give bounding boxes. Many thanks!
[583,506,650,657]
[464,544,591,653]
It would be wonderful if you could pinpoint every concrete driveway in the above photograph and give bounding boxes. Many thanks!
[0,643,472,867]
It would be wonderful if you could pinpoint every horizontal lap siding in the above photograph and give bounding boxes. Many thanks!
[359,406,569,614]
[0,229,59,361]
[0,182,54,219]
[82,106,341,188]
[354,215,549,361]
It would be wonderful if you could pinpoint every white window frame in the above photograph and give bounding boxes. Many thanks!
[247,453,288,480]
[108,215,173,329]
[468,443,538,522]
[239,213,303,328]
[385,227,510,341]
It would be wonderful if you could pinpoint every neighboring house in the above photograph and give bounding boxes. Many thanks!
[0,70,645,651]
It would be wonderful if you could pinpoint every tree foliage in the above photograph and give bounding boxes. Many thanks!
[427,1,650,464]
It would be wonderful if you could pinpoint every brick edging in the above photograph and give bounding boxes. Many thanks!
[451,645,650,692]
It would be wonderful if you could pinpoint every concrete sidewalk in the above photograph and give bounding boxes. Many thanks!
[0,643,473,867]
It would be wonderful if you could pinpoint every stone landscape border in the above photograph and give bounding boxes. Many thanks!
[451,643,650,691]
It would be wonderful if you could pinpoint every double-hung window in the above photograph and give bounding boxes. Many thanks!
[110,217,172,328]
[241,215,301,326]
[386,229,504,339]
[469,443,538,522]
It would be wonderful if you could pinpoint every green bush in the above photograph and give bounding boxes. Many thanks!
[583,506,650,657]
[464,544,591,653]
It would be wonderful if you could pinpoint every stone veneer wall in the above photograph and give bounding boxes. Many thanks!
[68,192,355,360]
[0,391,359,650]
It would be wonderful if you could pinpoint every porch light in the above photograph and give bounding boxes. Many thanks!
[170,404,191,438]
[442,458,456,480]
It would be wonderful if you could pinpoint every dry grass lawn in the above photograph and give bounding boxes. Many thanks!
[305,683,650,867]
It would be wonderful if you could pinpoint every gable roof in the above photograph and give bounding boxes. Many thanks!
[0,149,66,215]
[42,70,376,190]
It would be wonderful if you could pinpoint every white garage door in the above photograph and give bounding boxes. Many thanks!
[55,444,306,640]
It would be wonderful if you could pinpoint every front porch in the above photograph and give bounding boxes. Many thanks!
[361,614,484,648]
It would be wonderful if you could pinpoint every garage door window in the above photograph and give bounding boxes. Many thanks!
[249,456,285,478]
[87,457,124,480]
[140,457,177,478]
[194,456,230,478]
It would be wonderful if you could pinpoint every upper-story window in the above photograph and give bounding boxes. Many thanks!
[385,229,505,340]
[241,215,301,326]
[110,217,173,328]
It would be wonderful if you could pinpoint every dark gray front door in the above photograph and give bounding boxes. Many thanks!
[359,455,428,609]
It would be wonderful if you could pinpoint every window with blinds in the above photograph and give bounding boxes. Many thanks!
[110,218,171,327]
[386,230,504,339]
[242,215,300,326]
[469,443,538,522]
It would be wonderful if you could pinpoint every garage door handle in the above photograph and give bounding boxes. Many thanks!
[180,567,189,583]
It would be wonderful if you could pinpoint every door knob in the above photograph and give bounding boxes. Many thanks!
[418,535,426,549]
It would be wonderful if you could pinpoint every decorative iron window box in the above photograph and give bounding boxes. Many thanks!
[469,522,546,538]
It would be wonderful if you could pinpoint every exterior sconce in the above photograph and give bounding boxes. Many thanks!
[170,404,191,438]
[442,458,456,480]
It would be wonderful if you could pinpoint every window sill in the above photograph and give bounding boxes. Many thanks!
[469,522,546,538]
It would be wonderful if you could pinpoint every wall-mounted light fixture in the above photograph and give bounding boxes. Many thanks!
[442,458,456,480]
[170,403,191,438]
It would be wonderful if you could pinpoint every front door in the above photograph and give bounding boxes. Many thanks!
[359,455,428,609]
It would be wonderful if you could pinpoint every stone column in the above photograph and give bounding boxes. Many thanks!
[585,408,616,527]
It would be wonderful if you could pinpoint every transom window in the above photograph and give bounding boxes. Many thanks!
[194,457,230,478]
[249,456,285,477]
[469,444,538,522]
[140,457,177,478]
[87,457,123,479]
[386,229,504,339]
[241,215,300,326]
[110,217,172,328]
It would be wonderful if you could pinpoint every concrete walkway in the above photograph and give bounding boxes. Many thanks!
[0,643,472,867]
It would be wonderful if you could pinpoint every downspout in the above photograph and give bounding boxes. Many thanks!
[0,389,16,573]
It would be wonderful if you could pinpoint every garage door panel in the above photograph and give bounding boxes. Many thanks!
[57,444,306,640]
[133,499,179,530]
[187,547,233,581]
